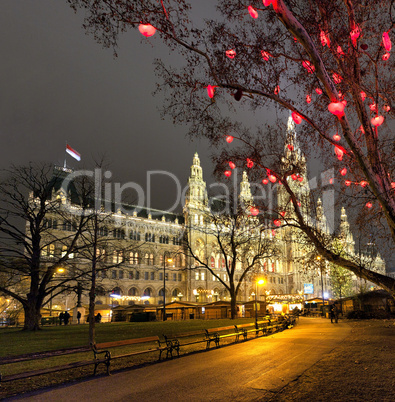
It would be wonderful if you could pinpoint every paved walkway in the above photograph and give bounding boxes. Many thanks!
[14,318,351,401]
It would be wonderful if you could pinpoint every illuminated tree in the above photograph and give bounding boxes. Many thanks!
[184,199,279,319]
[67,0,395,296]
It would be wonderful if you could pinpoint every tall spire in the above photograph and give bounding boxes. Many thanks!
[185,152,208,210]
[239,171,253,204]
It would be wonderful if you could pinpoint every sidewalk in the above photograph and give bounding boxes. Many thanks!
[11,317,384,402]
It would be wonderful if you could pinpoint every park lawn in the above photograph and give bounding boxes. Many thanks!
[0,318,255,357]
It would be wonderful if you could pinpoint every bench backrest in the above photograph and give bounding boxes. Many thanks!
[95,336,160,350]
[206,325,235,334]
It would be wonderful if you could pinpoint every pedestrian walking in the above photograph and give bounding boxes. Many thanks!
[63,310,70,325]
[59,311,64,325]
[77,311,81,324]
[330,304,338,323]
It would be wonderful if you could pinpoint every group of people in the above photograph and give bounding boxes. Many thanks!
[58,310,82,325]
[58,311,71,325]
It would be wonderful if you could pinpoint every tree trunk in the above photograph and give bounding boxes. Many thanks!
[23,302,42,331]
[229,285,237,319]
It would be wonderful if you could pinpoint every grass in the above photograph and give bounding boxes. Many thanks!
[0,318,255,398]
[0,318,254,357]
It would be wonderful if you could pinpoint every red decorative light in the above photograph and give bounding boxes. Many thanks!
[297,176,303,182]
[226,49,236,59]
[328,102,345,117]
[224,170,232,178]
[360,125,365,134]
[248,5,258,19]
[274,85,280,95]
[315,88,323,95]
[306,94,312,104]
[335,146,344,161]
[207,85,215,98]
[320,31,330,47]
[340,168,347,176]
[360,181,368,188]
[337,46,345,56]
[329,178,334,184]
[262,178,269,185]
[280,211,286,217]
[226,135,234,143]
[391,182,395,189]
[273,219,281,227]
[383,105,391,112]
[365,202,372,209]
[250,207,259,216]
[138,24,156,37]
[291,112,303,125]
[382,32,392,52]
[302,60,315,73]
[345,180,351,186]
[369,103,377,112]
[360,91,366,101]
[287,144,294,151]
[246,158,254,168]
[263,0,272,6]
[382,52,390,61]
[261,51,271,61]
[291,174,297,181]
[229,161,236,169]
[350,25,361,45]
[272,229,276,237]
[297,202,301,207]
[333,133,341,141]
[333,73,343,84]
[269,175,277,183]
[371,116,384,127]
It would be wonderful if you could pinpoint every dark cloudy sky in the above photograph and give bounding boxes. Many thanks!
[0,1,219,212]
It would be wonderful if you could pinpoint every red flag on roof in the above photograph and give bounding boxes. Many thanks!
[66,144,81,161]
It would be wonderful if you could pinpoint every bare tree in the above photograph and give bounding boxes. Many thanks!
[184,198,279,318]
[67,0,395,296]
[0,164,93,330]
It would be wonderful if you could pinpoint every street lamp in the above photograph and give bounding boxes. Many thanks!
[316,256,325,316]
[163,251,173,321]
[255,279,265,329]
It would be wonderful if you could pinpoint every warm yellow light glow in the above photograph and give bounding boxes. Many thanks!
[316,255,321,261]
[167,258,173,263]
[57,267,65,273]
[257,279,265,285]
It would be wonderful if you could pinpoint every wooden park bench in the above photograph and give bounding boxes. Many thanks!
[0,346,93,384]
[91,336,172,375]
[204,325,240,349]
[0,335,172,384]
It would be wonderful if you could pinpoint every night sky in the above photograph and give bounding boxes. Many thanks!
[0,1,217,213]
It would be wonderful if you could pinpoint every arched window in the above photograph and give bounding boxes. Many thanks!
[143,288,152,297]
[128,287,138,296]
[172,289,180,297]
[112,287,122,296]
[210,257,215,268]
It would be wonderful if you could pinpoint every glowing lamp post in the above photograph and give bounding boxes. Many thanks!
[163,252,173,321]
[254,279,265,329]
